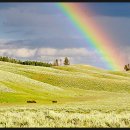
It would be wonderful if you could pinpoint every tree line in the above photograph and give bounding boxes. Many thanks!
[0,56,52,67]
[0,56,70,67]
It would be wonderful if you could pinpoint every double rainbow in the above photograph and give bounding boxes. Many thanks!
[57,3,126,70]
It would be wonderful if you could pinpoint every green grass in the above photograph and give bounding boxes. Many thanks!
[0,61,130,127]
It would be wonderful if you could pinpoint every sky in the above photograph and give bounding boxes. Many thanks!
[0,2,130,70]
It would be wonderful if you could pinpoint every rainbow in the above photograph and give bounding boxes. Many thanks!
[56,3,126,70]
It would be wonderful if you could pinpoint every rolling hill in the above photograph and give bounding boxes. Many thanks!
[1,61,130,127]
[0,61,130,106]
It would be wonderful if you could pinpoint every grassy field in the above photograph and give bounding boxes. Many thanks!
[0,61,130,127]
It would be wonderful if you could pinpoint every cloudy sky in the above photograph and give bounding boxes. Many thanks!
[0,2,130,69]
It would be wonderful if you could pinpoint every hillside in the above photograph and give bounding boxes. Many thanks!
[0,61,130,105]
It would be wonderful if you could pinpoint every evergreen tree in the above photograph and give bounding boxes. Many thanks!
[64,57,70,65]
[124,64,130,71]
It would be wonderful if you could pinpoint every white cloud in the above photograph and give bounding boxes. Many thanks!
[0,47,95,59]
[35,48,98,65]
[37,48,57,56]
[36,48,94,57]
[0,48,36,58]
[15,48,36,58]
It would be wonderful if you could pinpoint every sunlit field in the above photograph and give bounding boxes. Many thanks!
[1,105,130,128]
[0,61,130,127]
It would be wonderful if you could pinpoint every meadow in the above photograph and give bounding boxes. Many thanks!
[0,61,130,127]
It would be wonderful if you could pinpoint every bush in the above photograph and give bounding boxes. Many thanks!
[124,64,130,71]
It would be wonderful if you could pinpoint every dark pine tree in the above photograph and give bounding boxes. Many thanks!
[64,57,70,65]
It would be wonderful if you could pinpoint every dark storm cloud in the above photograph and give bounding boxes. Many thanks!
[83,3,130,18]
[0,4,85,49]
[3,38,87,49]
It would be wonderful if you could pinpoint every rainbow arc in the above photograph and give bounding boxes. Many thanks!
[57,3,126,70]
